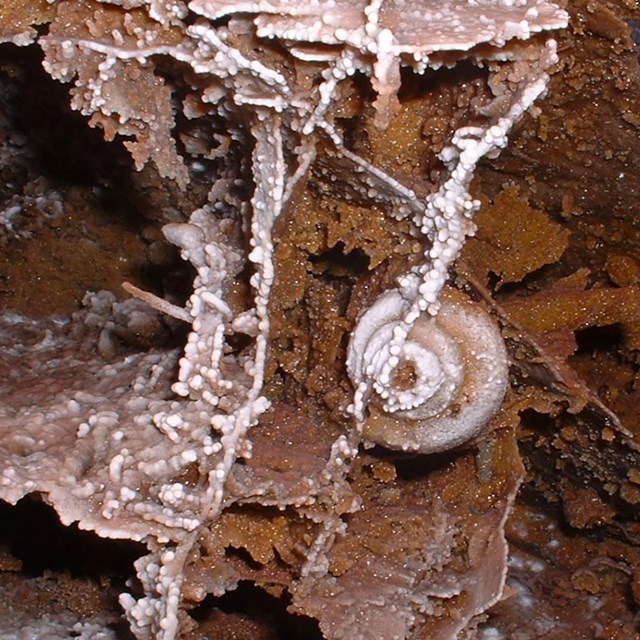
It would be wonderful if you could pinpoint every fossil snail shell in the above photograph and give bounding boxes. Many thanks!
[347,287,508,453]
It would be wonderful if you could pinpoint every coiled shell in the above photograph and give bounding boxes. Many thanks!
[347,287,508,453]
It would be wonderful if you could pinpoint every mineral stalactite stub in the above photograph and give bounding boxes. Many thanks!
[0,0,590,639]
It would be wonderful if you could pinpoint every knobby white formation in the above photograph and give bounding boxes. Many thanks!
[347,38,561,451]
[191,0,568,126]
[0,1,569,639]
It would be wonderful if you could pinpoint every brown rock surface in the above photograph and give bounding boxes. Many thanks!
[0,1,638,639]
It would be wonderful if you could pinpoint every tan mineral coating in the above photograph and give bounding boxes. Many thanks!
[0,0,639,638]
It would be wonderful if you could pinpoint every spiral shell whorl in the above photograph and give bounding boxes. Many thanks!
[347,288,508,454]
